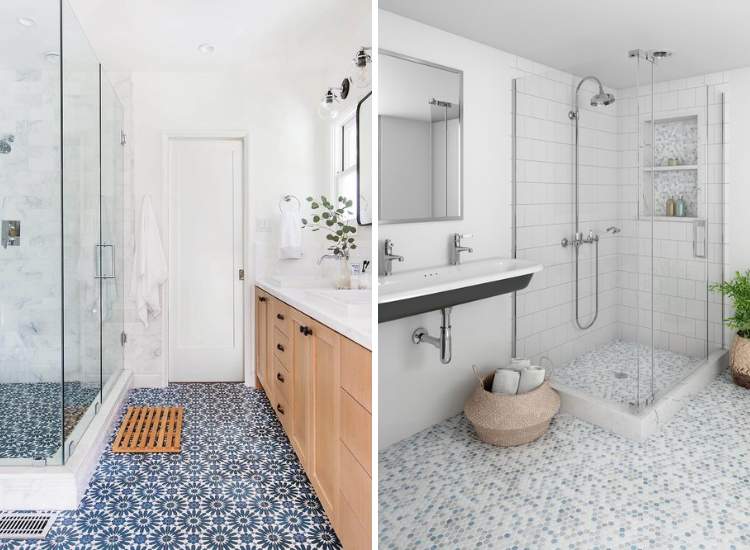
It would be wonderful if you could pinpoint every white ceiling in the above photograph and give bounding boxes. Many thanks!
[3,0,369,77]
[379,0,750,88]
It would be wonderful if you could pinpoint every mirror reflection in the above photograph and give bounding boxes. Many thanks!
[379,51,462,223]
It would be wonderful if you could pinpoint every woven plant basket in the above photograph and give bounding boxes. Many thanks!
[730,334,750,389]
[464,369,560,447]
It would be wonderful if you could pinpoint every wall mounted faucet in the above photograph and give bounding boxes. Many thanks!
[382,239,404,276]
[450,233,473,265]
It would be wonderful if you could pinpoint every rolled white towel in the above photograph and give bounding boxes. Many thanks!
[517,366,546,394]
[491,368,520,395]
[509,357,532,371]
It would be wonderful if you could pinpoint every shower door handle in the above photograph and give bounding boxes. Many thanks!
[693,219,706,258]
[95,244,116,279]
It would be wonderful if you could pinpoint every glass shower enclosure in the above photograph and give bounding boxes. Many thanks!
[512,50,726,410]
[0,0,125,465]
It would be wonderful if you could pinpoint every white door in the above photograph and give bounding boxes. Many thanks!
[168,138,244,382]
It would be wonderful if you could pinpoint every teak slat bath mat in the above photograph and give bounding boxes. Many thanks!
[112,406,184,453]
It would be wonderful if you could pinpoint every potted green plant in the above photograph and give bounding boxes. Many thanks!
[710,270,750,388]
[301,194,357,288]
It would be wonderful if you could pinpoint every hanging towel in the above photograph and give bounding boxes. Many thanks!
[279,208,303,259]
[130,195,167,327]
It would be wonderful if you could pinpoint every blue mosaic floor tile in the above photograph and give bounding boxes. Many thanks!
[0,382,100,459]
[0,383,341,550]
[379,370,750,549]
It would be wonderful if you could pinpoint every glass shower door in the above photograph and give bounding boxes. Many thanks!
[61,0,103,460]
[100,75,125,396]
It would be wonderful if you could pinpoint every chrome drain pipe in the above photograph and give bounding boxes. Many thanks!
[412,307,452,364]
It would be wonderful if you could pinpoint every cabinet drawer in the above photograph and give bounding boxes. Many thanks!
[272,357,290,403]
[273,390,291,432]
[271,299,291,335]
[338,445,371,549]
[341,338,371,412]
[340,390,371,475]
[272,327,290,365]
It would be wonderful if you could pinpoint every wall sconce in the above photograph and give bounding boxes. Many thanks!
[318,78,351,120]
[352,47,372,88]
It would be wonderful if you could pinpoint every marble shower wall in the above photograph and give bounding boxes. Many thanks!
[0,68,63,384]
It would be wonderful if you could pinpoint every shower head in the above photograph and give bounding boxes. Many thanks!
[590,90,615,107]
[570,76,615,118]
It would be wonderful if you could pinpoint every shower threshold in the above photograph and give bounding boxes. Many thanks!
[0,370,132,510]
[551,346,728,441]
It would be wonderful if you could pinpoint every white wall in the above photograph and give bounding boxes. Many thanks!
[123,66,371,387]
[378,11,520,449]
[727,68,750,272]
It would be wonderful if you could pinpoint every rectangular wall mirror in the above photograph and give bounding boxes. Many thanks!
[357,92,373,225]
[379,50,463,224]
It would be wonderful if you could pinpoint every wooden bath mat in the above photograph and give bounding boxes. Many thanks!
[112,406,184,453]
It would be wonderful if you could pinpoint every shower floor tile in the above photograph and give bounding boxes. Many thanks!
[1,383,340,550]
[551,340,703,405]
[379,370,750,549]
[0,382,100,460]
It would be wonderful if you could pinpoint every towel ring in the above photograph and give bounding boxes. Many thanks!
[278,194,301,213]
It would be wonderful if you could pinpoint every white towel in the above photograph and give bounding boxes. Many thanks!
[517,366,546,394]
[491,368,520,395]
[130,195,167,327]
[279,209,303,259]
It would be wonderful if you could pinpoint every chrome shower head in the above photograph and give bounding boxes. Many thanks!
[590,90,615,106]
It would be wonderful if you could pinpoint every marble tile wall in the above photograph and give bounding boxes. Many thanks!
[0,68,63,384]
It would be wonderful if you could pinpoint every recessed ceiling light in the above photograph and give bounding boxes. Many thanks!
[18,17,36,27]
[198,44,215,55]
[44,51,60,64]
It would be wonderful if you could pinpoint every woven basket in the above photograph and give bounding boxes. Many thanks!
[729,334,750,389]
[464,370,560,447]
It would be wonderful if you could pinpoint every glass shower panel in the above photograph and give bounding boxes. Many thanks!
[100,76,125,396]
[707,83,727,355]
[633,51,656,407]
[0,0,64,465]
[61,0,102,459]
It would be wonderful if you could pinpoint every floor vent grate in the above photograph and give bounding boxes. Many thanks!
[0,512,58,540]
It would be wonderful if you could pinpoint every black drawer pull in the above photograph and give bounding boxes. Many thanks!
[276,313,285,320]
[299,325,313,336]
[276,372,285,383]
[276,343,285,352]
[258,296,266,302]
[277,404,285,415]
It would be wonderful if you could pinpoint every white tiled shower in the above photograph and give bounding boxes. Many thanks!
[513,66,727,406]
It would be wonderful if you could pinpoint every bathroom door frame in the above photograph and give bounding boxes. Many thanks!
[161,130,255,387]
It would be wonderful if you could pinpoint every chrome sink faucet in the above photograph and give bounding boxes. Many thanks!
[383,239,404,276]
[450,233,473,265]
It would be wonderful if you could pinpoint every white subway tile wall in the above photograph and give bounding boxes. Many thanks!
[514,68,729,400]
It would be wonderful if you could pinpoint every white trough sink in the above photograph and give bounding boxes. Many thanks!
[378,257,542,322]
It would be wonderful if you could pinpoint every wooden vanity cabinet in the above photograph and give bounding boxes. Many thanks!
[290,308,313,468]
[254,287,372,549]
[254,288,271,393]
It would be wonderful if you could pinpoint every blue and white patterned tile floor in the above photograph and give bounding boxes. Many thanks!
[1,383,340,550]
[0,382,100,460]
[379,370,750,549]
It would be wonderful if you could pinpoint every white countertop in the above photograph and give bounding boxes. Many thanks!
[256,279,372,350]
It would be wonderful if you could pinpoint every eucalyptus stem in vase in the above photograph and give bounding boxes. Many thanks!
[301,195,358,288]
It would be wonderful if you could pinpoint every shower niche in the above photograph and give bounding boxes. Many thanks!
[641,113,700,219]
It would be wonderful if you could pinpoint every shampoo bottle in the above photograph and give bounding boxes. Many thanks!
[666,197,676,217]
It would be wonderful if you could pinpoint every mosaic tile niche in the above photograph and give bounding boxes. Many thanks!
[642,116,699,218]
